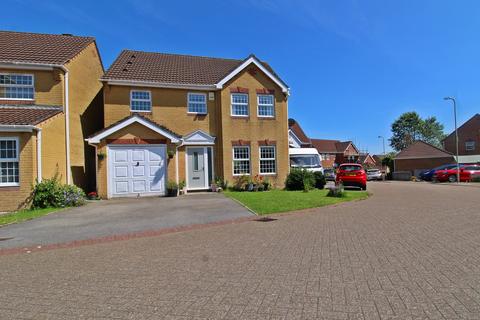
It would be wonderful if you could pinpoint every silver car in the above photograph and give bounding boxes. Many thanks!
[366,169,383,181]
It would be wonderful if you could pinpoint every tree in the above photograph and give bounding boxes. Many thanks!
[389,112,445,151]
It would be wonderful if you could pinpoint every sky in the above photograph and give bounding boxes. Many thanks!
[2,0,480,154]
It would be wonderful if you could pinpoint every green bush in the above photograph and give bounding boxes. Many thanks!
[313,171,326,189]
[32,175,85,208]
[285,168,315,191]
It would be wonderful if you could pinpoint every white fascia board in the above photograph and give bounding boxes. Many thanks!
[105,79,217,91]
[288,129,302,148]
[0,125,35,132]
[215,57,290,94]
[86,115,180,144]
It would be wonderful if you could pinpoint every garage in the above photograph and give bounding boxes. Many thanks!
[108,145,167,197]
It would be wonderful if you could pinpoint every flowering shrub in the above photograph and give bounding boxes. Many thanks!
[32,175,86,208]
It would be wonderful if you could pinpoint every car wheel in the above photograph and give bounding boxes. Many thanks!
[448,175,457,183]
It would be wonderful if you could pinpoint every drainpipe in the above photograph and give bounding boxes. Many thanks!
[64,69,71,184]
[35,127,42,182]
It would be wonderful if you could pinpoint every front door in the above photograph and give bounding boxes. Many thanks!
[187,147,206,189]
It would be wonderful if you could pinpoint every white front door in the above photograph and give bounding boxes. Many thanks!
[108,145,166,197]
[187,147,206,189]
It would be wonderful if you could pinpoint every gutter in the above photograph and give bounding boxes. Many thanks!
[35,127,42,182]
[0,125,35,132]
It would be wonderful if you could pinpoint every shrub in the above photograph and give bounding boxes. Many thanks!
[167,181,178,190]
[32,175,85,208]
[232,175,250,191]
[313,171,326,189]
[262,178,271,191]
[285,168,315,191]
[327,183,345,198]
[215,176,228,190]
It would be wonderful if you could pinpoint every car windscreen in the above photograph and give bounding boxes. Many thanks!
[367,169,379,173]
[339,165,362,172]
[290,154,321,168]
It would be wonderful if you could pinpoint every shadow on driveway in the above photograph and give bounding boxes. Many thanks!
[0,193,253,249]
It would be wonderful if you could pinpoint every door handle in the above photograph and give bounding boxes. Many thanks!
[136,162,139,166]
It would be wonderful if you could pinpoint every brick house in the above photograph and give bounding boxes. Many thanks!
[87,51,290,198]
[288,118,312,148]
[0,31,104,211]
[442,113,480,163]
[394,140,455,177]
[358,153,377,168]
[311,139,360,168]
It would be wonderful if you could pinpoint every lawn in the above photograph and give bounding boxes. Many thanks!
[0,207,62,226]
[225,189,369,215]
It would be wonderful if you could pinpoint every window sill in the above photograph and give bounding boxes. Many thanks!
[0,184,20,189]
[231,115,250,119]
[130,110,152,114]
[233,173,251,176]
[259,173,277,176]
[187,112,208,116]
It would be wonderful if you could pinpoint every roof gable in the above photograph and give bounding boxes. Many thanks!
[395,140,453,159]
[182,130,215,145]
[0,31,94,66]
[288,119,311,145]
[87,114,180,144]
[443,113,480,141]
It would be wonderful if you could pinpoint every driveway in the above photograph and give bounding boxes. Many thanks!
[0,193,252,249]
[1,182,480,319]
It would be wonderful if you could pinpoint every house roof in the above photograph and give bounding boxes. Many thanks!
[395,140,454,159]
[0,105,63,126]
[288,119,311,145]
[359,153,376,164]
[0,31,95,65]
[102,50,287,91]
[311,139,339,153]
[442,113,480,142]
[87,114,181,144]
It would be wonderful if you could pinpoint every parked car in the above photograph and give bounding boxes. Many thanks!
[324,168,336,181]
[336,163,367,190]
[289,148,324,173]
[420,163,457,181]
[366,168,383,181]
[433,164,480,182]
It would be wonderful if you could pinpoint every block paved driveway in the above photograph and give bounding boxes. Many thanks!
[0,193,252,249]
[1,182,480,319]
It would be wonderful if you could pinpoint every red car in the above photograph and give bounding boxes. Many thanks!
[434,164,480,182]
[336,163,367,190]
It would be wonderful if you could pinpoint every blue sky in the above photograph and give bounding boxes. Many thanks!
[2,0,479,154]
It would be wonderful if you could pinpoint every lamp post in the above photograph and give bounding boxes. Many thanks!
[444,97,460,183]
[377,135,385,155]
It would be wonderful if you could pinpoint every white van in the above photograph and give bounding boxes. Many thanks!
[289,148,324,173]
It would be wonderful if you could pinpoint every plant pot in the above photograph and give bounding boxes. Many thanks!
[166,188,178,197]
[247,183,254,192]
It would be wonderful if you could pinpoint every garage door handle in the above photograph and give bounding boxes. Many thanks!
[136,162,139,166]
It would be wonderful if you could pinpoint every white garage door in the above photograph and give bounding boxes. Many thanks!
[108,145,166,197]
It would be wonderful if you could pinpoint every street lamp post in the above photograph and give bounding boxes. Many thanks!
[377,135,386,155]
[444,97,460,183]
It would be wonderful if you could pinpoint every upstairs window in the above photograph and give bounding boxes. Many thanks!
[233,146,250,175]
[130,90,151,112]
[231,93,249,116]
[257,94,274,117]
[0,137,19,187]
[187,93,207,114]
[259,146,276,174]
[466,141,476,151]
[0,74,34,100]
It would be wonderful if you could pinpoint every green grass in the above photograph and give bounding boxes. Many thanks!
[225,189,369,215]
[0,207,62,226]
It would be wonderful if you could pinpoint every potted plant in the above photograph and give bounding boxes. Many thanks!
[97,151,106,160]
[210,181,218,192]
[166,181,178,197]
[87,191,100,200]
[167,149,175,159]
[178,180,186,195]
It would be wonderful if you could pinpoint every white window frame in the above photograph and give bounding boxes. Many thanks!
[465,141,475,151]
[259,146,276,175]
[257,94,275,118]
[130,90,152,112]
[232,146,250,176]
[0,73,35,101]
[231,93,249,117]
[0,137,20,187]
[187,92,207,114]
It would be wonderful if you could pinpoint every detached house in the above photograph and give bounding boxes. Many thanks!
[87,51,290,198]
[443,113,480,163]
[0,31,104,211]
[311,139,360,168]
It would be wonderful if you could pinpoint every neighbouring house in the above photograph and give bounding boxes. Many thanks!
[0,31,104,211]
[87,51,290,198]
[311,139,360,168]
[442,113,480,164]
[358,153,377,168]
[394,140,455,178]
[288,118,312,148]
